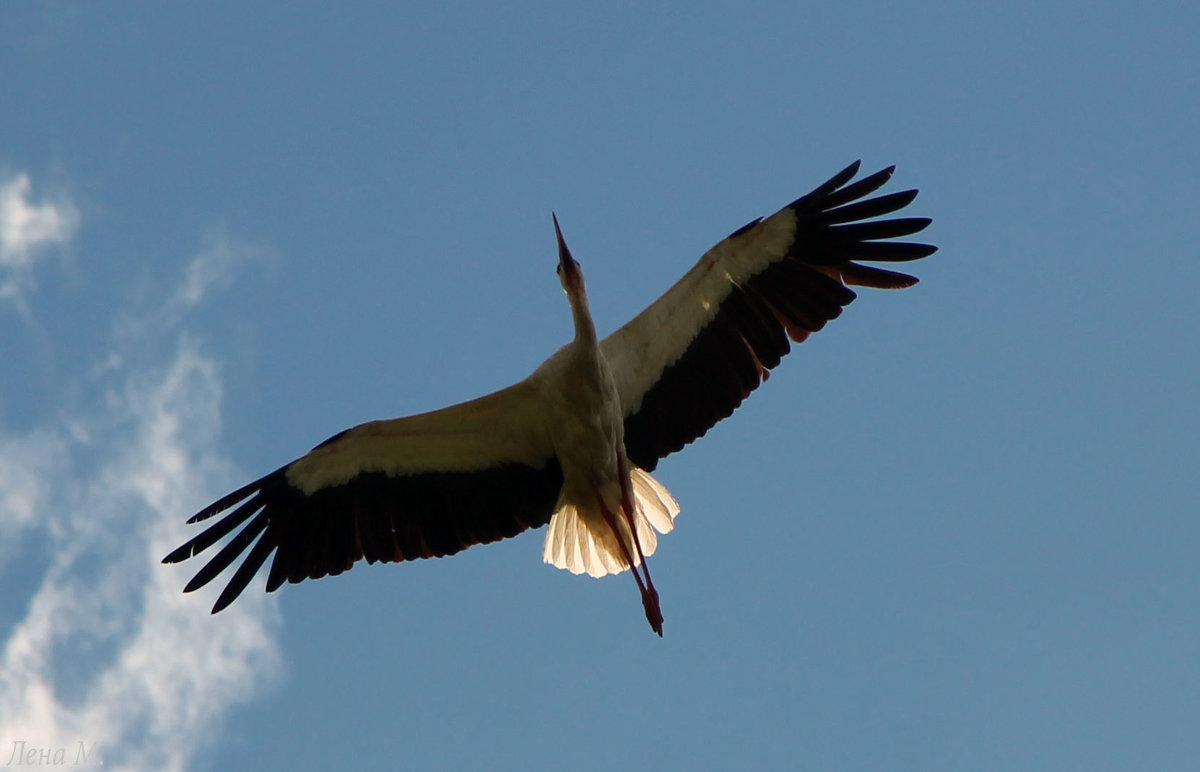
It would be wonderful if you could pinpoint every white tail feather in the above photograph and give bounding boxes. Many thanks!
[542,468,681,578]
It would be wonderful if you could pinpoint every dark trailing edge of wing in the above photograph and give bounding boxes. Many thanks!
[163,458,564,613]
[622,161,936,471]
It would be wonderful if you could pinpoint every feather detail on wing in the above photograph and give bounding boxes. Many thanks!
[602,161,936,471]
[542,467,680,578]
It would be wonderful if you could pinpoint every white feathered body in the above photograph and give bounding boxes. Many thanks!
[532,306,680,579]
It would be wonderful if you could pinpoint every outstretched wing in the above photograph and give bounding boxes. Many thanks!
[163,379,563,613]
[603,161,936,471]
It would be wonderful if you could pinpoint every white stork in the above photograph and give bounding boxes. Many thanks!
[164,161,935,636]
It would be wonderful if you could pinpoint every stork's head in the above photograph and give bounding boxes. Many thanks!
[553,213,585,298]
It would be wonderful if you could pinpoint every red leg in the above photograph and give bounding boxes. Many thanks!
[617,456,658,591]
[591,479,664,637]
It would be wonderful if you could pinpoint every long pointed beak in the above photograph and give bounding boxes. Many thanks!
[553,213,582,288]
[553,213,574,270]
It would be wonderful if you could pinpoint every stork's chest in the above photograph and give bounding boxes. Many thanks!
[534,344,625,474]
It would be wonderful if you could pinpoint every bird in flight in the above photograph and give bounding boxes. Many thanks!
[164,161,935,636]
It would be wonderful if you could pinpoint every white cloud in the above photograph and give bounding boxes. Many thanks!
[0,428,62,539]
[110,224,272,355]
[0,173,80,311]
[174,225,267,310]
[0,229,282,771]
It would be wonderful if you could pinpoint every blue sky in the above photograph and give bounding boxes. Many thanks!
[2,2,1197,770]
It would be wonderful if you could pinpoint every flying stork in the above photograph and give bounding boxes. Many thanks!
[164,161,935,636]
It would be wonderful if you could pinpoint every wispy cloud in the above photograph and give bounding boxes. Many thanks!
[0,172,79,313]
[0,217,282,770]
[174,225,269,310]
[112,224,273,355]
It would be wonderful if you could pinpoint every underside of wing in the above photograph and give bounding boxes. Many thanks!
[603,161,936,471]
[162,380,563,613]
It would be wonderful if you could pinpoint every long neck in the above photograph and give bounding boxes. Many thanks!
[568,288,598,346]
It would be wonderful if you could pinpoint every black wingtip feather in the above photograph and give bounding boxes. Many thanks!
[824,189,920,225]
[807,160,862,202]
[164,495,264,565]
[210,535,277,613]
[838,264,920,289]
[821,165,896,210]
[830,217,933,243]
[844,241,938,262]
[187,474,271,524]
[182,514,268,594]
